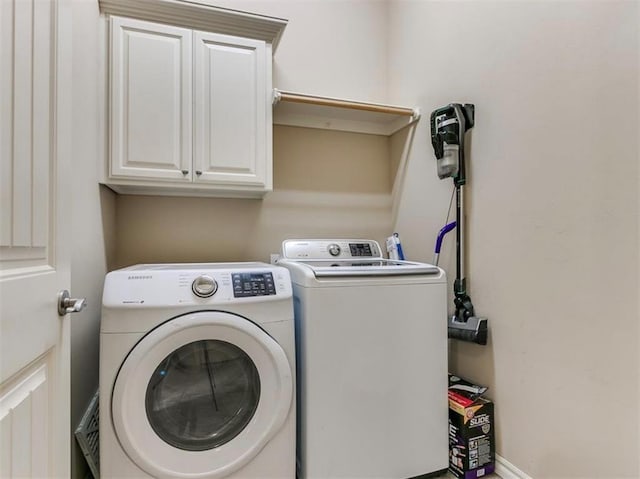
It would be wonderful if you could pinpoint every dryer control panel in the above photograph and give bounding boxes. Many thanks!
[281,239,382,260]
[102,263,292,308]
[232,272,277,298]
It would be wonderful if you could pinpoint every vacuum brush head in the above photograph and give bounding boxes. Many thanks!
[448,316,488,345]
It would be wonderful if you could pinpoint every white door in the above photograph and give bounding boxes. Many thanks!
[0,0,73,477]
[111,312,292,479]
[193,31,269,187]
[110,16,193,182]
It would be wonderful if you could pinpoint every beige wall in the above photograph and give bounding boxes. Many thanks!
[73,1,639,477]
[115,126,393,267]
[113,0,395,269]
[388,1,639,477]
[103,0,394,257]
[70,2,116,478]
[210,0,389,100]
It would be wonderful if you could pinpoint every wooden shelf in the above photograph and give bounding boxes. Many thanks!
[272,89,420,136]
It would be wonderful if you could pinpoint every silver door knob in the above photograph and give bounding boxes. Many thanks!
[57,290,87,316]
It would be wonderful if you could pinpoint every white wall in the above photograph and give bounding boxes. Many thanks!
[70,1,116,477]
[388,1,639,477]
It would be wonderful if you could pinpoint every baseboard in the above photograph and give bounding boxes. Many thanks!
[495,454,532,479]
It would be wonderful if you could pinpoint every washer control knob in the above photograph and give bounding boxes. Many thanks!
[327,243,341,257]
[192,275,218,298]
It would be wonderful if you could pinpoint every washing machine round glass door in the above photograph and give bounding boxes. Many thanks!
[111,311,293,479]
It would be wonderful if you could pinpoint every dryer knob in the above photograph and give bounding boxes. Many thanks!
[192,275,218,298]
[327,243,341,256]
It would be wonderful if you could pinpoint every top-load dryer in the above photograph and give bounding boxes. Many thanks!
[277,239,448,479]
[100,262,295,479]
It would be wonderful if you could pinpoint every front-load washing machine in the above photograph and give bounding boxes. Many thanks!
[100,263,295,479]
[277,239,448,479]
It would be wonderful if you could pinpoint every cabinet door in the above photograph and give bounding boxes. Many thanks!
[110,17,192,181]
[194,32,270,188]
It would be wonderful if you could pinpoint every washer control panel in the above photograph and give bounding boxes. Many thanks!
[282,239,382,260]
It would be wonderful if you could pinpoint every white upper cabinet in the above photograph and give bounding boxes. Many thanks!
[194,32,268,187]
[110,17,192,182]
[101,4,285,198]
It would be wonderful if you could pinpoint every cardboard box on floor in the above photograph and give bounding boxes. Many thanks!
[448,374,495,479]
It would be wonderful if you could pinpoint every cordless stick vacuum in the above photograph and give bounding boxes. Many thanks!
[430,103,488,345]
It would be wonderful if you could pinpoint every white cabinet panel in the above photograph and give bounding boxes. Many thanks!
[110,17,192,181]
[194,32,267,187]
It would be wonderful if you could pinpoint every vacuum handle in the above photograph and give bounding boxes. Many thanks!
[435,221,456,255]
[433,221,456,266]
